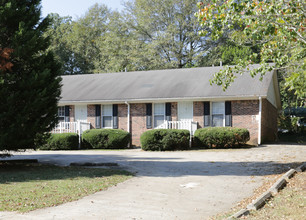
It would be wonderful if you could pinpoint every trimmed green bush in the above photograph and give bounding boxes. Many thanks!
[140,129,190,151]
[39,133,79,150]
[81,129,130,149]
[193,127,250,148]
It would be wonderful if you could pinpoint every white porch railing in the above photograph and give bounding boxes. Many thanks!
[155,120,198,136]
[51,121,91,147]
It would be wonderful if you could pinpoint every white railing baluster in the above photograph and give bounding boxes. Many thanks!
[154,120,198,138]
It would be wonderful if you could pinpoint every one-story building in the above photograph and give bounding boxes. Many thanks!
[58,65,281,146]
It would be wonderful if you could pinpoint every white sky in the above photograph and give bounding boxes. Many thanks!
[41,0,125,19]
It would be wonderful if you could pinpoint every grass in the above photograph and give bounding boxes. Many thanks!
[246,172,306,220]
[0,162,132,212]
[210,171,305,220]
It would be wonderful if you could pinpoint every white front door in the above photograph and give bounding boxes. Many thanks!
[75,105,88,132]
[178,102,193,121]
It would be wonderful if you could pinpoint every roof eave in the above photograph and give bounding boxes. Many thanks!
[58,95,267,105]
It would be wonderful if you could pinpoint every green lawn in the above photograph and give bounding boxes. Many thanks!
[0,162,132,212]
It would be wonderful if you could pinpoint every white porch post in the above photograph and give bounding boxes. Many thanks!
[258,97,262,145]
[78,121,81,149]
[125,101,131,148]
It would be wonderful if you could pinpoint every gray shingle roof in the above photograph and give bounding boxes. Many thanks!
[59,65,274,103]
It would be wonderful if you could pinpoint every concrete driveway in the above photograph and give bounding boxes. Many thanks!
[0,144,305,220]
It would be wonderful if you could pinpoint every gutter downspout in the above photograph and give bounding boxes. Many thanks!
[258,97,262,145]
[125,101,131,147]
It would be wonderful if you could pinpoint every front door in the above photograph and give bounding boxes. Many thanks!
[178,102,193,121]
[75,105,88,132]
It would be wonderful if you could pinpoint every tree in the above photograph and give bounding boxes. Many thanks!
[0,0,61,151]
[196,0,305,102]
[46,4,111,74]
[125,0,209,69]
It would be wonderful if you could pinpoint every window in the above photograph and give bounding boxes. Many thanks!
[154,103,165,127]
[102,104,112,128]
[212,102,225,127]
[58,106,65,122]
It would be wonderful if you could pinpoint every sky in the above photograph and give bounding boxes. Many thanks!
[41,0,125,19]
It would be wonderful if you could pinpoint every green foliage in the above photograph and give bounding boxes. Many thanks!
[198,44,259,66]
[46,1,215,74]
[140,129,190,151]
[46,3,110,74]
[193,127,250,148]
[0,0,62,151]
[196,0,306,102]
[39,133,79,150]
[81,129,131,149]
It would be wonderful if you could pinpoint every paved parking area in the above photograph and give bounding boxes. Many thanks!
[0,144,305,220]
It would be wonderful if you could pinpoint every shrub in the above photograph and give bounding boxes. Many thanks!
[81,129,130,149]
[193,127,250,148]
[39,133,79,150]
[140,129,190,151]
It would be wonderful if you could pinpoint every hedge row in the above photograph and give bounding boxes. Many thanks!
[39,129,130,150]
[140,129,190,151]
[193,127,250,148]
[81,129,130,149]
[39,133,79,150]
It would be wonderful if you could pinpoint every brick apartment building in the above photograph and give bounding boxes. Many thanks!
[57,65,281,146]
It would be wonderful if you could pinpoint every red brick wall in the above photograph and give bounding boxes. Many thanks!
[87,105,95,129]
[232,100,259,145]
[118,104,128,131]
[130,103,149,146]
[193,101,204,128]
[130,102,178,146]
[261,99,278,142]
[73,100,277,146]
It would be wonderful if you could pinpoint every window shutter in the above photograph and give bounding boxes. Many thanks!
[146,103,152,129]
[95,105,101,128]
[64,106,70,122]
[165,103,172,121]
[203,102,210,127]
[113,104,118,129]
[225,101,232,127]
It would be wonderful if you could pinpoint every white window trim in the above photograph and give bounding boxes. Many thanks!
[211,101,225,127]
[153,103,166,128]
[102,104,113,129]
[58,106,65,117]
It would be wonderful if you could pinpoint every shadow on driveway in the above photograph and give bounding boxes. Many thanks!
[1,153,303,180]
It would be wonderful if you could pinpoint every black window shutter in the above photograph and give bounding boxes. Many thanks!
[95,105,101,128]
[146,103,152,129]
[113,104,118,129]
[64,106,70,122]
[203,102,210,127]
[225,101,232,127]
[165,103,172,121]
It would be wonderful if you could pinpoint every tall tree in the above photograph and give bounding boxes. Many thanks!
[46,4,110,74]
[125,0,209,69]
[196,0,305,102]
[0,0,61,151]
